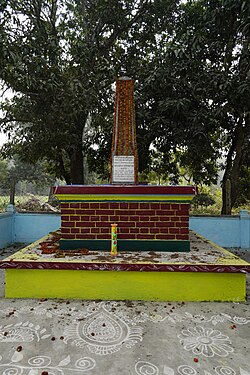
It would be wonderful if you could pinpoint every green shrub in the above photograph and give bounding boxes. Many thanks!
[192,193,215,208]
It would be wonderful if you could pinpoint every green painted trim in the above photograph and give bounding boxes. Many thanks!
[60,239,190,252]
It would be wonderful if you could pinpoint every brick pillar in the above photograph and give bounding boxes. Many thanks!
[110,77,138,184]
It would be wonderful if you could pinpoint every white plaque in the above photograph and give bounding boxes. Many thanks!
[113,156,135,183]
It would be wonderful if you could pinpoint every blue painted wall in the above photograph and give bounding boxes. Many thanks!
[0,212,14,248]
[190,216,240,247]
[190,210,250,248]
[0,210,250,249]
[14,213,60,243]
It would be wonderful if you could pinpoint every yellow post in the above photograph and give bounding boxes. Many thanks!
[111,224,118,256]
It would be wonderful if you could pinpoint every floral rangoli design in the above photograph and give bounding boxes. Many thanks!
[63,302,143,355]
[0,321,50,342]
[178,326,233,357]
[0,301,249,372]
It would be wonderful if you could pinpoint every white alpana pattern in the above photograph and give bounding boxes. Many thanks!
[0,301,249,373]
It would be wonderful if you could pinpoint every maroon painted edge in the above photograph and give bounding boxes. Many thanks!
[53,185,197,196]
[0,260,249,273]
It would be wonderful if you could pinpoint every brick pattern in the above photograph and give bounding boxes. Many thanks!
[60,202,190,241]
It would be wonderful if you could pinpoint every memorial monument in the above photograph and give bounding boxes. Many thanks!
[54,77,196,252]
[1,77,248,302]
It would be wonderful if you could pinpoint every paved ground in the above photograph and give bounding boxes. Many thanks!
[0,245,249,375]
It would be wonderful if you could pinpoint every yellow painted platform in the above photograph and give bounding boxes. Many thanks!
[5,268,246,301]
[1,231,249,301]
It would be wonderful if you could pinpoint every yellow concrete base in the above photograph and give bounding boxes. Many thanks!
[5,268,246,302]
[2,231,249,301]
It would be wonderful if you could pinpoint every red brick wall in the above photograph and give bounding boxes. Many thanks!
[60,202,189,241]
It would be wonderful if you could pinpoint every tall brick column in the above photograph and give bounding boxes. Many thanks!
[110,77,138,184]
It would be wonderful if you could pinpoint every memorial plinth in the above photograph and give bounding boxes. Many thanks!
[54,184,196,252]
[1,231,249,301]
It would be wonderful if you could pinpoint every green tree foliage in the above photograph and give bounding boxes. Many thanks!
[192,193,215,209]
[0,0,177,183]
[0,159,9,189]
[1,0,249,215]
[173,0,250,214]
[0,156,54,191]
[133,0,250,213]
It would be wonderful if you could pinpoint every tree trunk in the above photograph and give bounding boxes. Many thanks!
[222,179,231,215]
[230,122,245,207]
[221,180,231,215]
[70,145,84,184]
[9,179,16,205]
[221,115,246,214]
[57,153,71,184]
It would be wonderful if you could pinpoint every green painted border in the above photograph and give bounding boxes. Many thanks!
[59,239,190,252]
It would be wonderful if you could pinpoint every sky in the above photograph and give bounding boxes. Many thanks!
[0,132,8,146]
